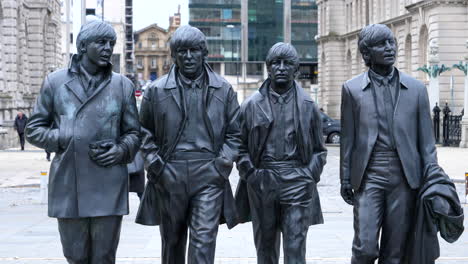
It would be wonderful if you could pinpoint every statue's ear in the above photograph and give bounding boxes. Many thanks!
[79,41,87,54]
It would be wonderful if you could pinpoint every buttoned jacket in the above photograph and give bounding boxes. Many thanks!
[340,69,437,191]
[136,64,241,228]
[235,79,327,225]
[25,56,141,218]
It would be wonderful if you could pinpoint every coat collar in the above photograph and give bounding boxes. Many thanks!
[65,54,113,104]
[163,63,224,89]
[361,67,410,90]
[256,78,310,122]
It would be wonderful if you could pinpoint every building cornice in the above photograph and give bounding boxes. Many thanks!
[134,23,168,35]
[406,0,467,11]
[318,12,413,43]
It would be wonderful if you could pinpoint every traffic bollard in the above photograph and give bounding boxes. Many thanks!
[465,172,468,204]
[40,171,48,204]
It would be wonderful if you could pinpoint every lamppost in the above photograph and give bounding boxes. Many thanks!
[453,40,468,147]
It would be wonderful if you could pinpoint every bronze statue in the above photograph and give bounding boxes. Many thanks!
[25,19,140,264]
[235,42,327,264]
[340,24,441,264]
[135,25,241,264]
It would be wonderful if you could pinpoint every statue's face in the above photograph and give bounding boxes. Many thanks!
[268,57,297,86]
[175,44,204,79]
[366,33,396,67]
[85,38,115,68]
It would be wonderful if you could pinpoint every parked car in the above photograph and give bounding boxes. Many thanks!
[320,111,341,144]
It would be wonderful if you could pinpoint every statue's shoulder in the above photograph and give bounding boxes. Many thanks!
[45,68,69,83]
[344,72,367,91]
[398,70,425,91]
[241,91,261,109]
[150,74,171,90]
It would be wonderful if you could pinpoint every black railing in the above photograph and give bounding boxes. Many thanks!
[442,103,463,147]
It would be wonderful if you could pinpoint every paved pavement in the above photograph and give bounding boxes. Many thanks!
[0,145,467,263]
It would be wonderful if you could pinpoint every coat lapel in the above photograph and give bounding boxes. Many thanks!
[294,82,310,162]
[64,78,87,104]
[360,72,379,142]
[84,76,112,105]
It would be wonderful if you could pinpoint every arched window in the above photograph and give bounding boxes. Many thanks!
[346,50,352,80]
[356,48,363,74]
[418,25,428,80]
[405,34,412,74]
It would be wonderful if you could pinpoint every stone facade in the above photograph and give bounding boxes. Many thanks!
[317,0,468,119]
[0,0,62,149]
[134,11,180,83]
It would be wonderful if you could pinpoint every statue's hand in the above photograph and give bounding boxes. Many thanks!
[340,182,354,205]
[91,141,125,167]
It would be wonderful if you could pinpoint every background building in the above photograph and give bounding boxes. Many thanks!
[317,0,468,118]
[189,0,318,100]
[0,0,62,149]
[134,9,181,84]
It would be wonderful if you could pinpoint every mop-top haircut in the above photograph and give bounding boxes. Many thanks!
[169,25,208,58]
[76,19,117,57]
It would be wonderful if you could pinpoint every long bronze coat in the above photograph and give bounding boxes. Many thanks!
[25,57,141,218]
[235,79,327,225]
[135,64,241,228]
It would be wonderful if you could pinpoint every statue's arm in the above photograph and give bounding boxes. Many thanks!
[340,84,355,184]
[25,76,60,152]
[118,80,141,163]
[417,85,438,166]
[340,83,355,205]
[236,101,255,181]
[214,87,242,179]
[139,85,165,176]
[307,101,327,183]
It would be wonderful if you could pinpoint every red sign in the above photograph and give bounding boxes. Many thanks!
[135,90,142,97]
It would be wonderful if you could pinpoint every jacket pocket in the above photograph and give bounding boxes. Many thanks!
[59,115,73,150]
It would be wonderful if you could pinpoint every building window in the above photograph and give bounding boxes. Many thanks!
[138,42,142,49]
[137,57,143,69]
[151,58,157,69]
[152,41,156,49]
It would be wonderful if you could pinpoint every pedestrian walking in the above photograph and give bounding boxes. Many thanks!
[14,111,28,150]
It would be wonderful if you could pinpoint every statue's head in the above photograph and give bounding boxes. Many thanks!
[76,19,117,67]
[170,25,208,79]
[265,42,300,88]
[358,24,396,68]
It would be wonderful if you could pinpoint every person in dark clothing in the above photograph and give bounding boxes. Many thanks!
[135,25,241,264]
[25,20,140,264]
[14,111,28,150]
[340,24,438,264]
[235,43,327,264]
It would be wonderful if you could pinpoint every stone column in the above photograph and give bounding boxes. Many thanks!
[458,41,468,148]
[428,40,440,111]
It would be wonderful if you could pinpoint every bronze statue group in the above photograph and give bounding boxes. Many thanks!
[25,20,463,264]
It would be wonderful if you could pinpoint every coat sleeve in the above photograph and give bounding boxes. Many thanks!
[417,85,438,167]
[139,84,166,176]
[306,101,327,183]
[118,79,141,164]
[340,83,355,184]
[25,75,61,153]
[214,86,242,179]
[236,101,255,180]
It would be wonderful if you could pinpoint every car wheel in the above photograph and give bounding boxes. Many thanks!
[328,132,340,144]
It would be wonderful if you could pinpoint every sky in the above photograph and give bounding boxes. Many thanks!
[133,0,189,31]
